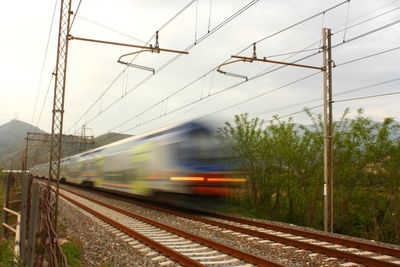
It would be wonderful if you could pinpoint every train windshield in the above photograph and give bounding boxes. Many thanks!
[174,127,226,168]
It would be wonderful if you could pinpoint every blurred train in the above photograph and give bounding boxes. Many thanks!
[30,120,245,204]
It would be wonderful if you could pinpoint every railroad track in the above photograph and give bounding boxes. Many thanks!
[57,186,283,266]
[61,185,400,267]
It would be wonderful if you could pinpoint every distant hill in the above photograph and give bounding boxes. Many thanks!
[0,119,131,169]
[0,119,45,150]
[0,120,46,169]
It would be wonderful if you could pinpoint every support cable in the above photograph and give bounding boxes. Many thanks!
[252,77,400,118]
[208,0,213,32]
[76,15,147,44]
[195,0,199,43]
[36,74,55,129]
[34,0,83,131]
[100,14,400,138]
[30,0,59,132]
[76,0,259,130]
[342,0,351,42]
[334,91,400,103]
[65,0,198,133]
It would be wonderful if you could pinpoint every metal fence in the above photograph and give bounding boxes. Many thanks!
[1,173,68,266]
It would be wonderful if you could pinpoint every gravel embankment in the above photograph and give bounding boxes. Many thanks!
[60,185,384,266]
[59,197,172,267]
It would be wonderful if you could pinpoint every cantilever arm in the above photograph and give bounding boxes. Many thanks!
[216,59,250,81]
[117,49,156,74]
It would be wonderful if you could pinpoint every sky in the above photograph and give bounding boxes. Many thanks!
[1,0,399,137]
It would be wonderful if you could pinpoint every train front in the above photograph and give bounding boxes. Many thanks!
[162,121,245,204]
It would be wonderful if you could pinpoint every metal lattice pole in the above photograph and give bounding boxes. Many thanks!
[322,28,334,233]
[48,0,72,228]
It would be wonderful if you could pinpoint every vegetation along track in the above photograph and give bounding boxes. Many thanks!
[62,185,400,267]
[58,186,283,266]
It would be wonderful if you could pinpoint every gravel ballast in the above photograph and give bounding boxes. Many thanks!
[59,184,400,266]
[59,197,171,267]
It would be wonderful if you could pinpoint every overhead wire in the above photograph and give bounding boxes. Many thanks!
[75,15,147,44]
[30,0,59,132]
[35,0,84,131]
[70,0,83,28]
[333,91,400,103]
[98,0,395,137]
[208,0,213,32]
[65,0,198,133]
[116,39,400,136]
[99,0,351,135]
[67,0,257,133]
[332,4,400,36]
[253,77,400,119]
[335,45,400,67]
[79,0,259,129]
[36,75,55,129]
[342,0,351,42]
[82,1,399,140]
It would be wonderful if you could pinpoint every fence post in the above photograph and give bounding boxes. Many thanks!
[19,174,31,262]
[26,183,39,267]
[1,173,12,238]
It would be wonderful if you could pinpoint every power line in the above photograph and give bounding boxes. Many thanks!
[72,0,348,135]
[276,104,323,120]
[333,4,400,37]
[65,0,199,133]
[156,0,197,37]
[335,45,400,67]
[233,0,350,58]
[34,0,84,132]
[332,18,400,49]
[105,71,319,137]
[253,77,400,119]
[77,0,259,130]
[36,75,55,129]
[274,91,400,120]
[75,15,147,44]
[333,91,400,103]
[30,0,59,132]
[70,0,83,28]
[101,12,400,138]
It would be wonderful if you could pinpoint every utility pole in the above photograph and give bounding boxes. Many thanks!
[24,132,94,174]
[322,27,334,233]
[48,0,72,227]
[218,28,334,233]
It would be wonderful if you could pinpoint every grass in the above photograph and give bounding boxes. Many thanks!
[0,171,20,267]
[0,239,17,267]
[61,241,83,267]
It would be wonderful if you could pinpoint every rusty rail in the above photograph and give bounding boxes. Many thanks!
[59,189,283,267]
[70,186,400,267]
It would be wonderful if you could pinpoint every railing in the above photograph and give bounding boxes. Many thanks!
[2,207,21,258]
[1,173,68,266]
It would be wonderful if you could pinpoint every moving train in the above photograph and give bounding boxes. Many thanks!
[30,120,245,204]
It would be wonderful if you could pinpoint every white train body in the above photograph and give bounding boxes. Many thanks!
[30,121,245,199]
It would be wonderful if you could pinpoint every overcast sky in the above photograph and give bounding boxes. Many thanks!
[1,0,399,136]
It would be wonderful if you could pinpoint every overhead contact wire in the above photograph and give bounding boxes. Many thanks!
[84,0,259,129]
[31,0,59,132]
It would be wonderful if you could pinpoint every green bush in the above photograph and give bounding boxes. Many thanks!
[218,109,400,244]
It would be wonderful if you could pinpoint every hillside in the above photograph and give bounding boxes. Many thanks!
[0,119,131,169]
[0,120,45,150]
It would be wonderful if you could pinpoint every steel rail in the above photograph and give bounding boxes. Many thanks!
[197,210,400,259]
[60,189,283,266]
[60,192,203,267]
[70,186,400,267]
